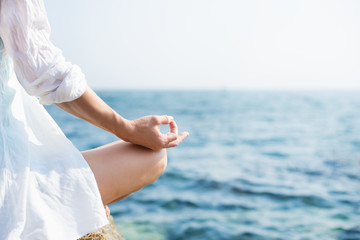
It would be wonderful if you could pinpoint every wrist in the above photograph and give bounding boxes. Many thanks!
[112,113,133,142]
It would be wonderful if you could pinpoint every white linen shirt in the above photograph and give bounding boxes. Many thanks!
[0,0,87,105]
[0,0,109,239]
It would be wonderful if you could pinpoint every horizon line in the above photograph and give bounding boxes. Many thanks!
[92,87,360,92]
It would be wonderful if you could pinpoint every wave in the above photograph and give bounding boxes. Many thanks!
[337,226,360,240]
[230,186,333,208]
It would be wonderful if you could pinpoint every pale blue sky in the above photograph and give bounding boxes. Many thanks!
[45,0,360,90]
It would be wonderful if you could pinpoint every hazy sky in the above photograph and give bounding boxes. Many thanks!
[45,0,360,90]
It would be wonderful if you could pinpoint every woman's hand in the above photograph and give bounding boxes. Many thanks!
[56,87,189,151]
[120,115,189,151]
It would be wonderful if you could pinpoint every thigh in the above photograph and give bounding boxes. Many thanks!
[82,140,167,205]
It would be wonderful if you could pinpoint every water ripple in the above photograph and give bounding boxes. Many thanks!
[46,91,360,239]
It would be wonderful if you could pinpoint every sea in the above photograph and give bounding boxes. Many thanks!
[45,90,360,240]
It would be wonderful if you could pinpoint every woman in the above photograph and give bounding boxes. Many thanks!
[0,0,189,239]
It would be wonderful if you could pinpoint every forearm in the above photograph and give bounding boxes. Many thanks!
[55,86,189,150]
[55,86,130,141]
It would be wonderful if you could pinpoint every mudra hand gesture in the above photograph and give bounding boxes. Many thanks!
[123,115,189,150]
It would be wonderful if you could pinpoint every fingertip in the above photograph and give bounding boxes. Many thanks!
[158,115,174,124]
[181,131,190,137]
[169,120,178,134]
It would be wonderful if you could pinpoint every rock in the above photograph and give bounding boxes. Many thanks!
[78,215,125,240]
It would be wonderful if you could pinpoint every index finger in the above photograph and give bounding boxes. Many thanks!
[157,115,174,125]
[169,119,178,135]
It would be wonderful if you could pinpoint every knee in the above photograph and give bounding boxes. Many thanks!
[143,148,167,187]
[133,148,167,192]
[153,148,167,178]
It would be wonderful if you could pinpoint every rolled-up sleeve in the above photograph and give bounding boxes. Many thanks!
[0,0,87,105]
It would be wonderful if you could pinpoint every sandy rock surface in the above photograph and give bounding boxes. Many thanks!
[78,215,125,240]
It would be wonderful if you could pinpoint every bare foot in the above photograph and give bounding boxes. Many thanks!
[105,205,110,218]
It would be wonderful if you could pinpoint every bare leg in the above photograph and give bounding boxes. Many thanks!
[82,140,167,205]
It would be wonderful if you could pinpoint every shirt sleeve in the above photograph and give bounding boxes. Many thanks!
[0,0,87,105]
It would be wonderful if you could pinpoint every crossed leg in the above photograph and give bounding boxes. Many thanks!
[82,140,167,206]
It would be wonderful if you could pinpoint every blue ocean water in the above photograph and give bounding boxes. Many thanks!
[46,91,360,240]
